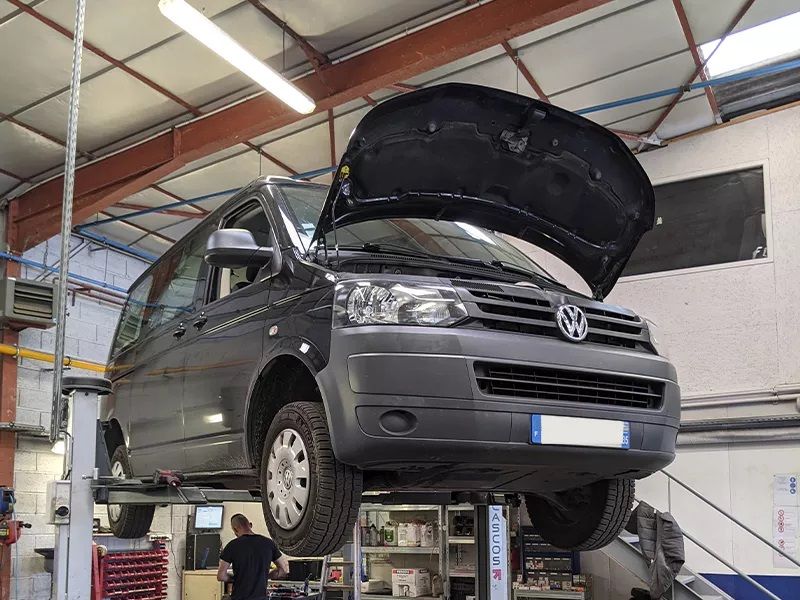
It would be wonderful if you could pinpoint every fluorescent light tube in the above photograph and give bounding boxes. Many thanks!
[158,0,316,114]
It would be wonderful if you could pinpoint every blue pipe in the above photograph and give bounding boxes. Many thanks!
[76,230,157,262]
[576,56,800,115]
[0,251,129,294]
[78,166,337,230]
[76,57,800,240]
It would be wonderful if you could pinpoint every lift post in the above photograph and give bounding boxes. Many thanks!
[52,376,112,600]
[476,503,512,600]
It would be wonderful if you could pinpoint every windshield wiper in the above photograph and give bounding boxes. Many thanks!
[490,260,564,288]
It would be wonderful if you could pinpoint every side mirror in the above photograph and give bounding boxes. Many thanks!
[204,228,274,268]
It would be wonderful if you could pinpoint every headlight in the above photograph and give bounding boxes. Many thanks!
[645,318,669,358]
[333,280,467,328]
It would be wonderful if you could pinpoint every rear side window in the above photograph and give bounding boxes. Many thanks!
[112,274,154,355]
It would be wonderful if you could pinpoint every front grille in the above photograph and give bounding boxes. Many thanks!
[13,280,55,319]
[474,362,663,409]
[451,282,651,352]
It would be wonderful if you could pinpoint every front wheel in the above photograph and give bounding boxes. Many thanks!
[525,478,634,551]
[107,444,155,538]
[261,401,363,556]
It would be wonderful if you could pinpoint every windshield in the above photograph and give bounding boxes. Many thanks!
[277,183,549,278]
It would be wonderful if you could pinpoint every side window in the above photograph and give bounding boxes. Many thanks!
[148,221,216,328]
[216,202,272,300]
[112,274,154,355]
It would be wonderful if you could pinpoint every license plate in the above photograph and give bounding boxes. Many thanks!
[531,414,630,449]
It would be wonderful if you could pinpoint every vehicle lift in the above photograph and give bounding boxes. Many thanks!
[52,374,513,600]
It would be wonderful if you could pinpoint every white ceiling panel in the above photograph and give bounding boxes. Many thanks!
[126,3,293,108]
[511,0,646,49]
[0,121,64,178]
[18,68,187,151]
[412,52,539,99]
[269,0,454,57]
[333,106,370,163]
[0,172,18,195]
[261,121,331,176]
[518,0,687,96]
[161,145,248,183]
[653,93,715,139]
[118,188,180,209]
[404,46,506,89]
[0,13,109,113]
[157,151,265,199]
[151,219,198,242]
[249,112,328,147]
[683,0,800,45]
[549,51,698,125]
[35,0,242,62]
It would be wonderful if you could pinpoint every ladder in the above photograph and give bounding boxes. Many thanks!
[320,522,361,599]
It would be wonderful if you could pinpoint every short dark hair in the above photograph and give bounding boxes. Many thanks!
[231,514,250,529]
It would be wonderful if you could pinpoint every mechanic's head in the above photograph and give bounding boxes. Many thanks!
[230,513,253,537]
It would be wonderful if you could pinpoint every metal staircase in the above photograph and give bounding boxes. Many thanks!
[597,470,799,600]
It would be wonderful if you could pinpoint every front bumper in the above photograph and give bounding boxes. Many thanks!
[316,326,679,492]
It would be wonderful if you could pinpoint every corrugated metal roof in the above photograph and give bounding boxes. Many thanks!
[2,0,800,254]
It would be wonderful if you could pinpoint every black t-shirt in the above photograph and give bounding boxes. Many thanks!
[220,534,282,600]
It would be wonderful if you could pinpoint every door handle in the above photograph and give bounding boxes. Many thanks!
[193,313,208,330]
[173,323,187,339]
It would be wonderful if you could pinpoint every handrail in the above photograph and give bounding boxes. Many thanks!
[680,528,782,600]
[661,470,800,569]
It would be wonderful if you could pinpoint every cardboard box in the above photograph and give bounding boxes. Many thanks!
[391,568,432,597]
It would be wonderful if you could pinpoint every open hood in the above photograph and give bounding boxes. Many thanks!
[316,83,655,298]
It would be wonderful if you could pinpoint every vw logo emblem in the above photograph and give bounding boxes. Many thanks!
[556,304,588,342]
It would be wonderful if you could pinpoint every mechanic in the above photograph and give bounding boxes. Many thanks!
[217,513,289,600]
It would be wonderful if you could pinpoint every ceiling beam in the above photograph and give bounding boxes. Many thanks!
[644,0,755,139]
[672,0,721,122]
[113,202,204,219]
[10,0,610,251]
[245,0,330,72]
[99,211,176,244]
[7,0,202,116]
[150,183,208,214]
[0,167,28,182]
[500,40,550,101]
[242,142,300,176]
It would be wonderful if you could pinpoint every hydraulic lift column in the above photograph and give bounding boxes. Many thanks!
[52,376,112,600]
[476,503,511,600]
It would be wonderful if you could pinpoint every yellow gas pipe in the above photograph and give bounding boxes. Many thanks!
[0,343,106,373]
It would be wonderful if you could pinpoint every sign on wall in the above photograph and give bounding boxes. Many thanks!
[773,474,799,568]
[488,505,509,600]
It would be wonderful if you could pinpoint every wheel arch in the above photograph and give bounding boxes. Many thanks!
[244,339,327,468]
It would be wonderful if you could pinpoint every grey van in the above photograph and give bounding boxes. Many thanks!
[101,83,679,556]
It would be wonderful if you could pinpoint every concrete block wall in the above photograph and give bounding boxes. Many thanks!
[9,235,150,600]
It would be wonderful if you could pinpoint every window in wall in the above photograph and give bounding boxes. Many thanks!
[111,274,154,355]
[148,221,216,328]
[623,167,766,277]
[216,202,272,300]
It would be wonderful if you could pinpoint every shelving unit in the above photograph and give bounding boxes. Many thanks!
[362,546,440,554]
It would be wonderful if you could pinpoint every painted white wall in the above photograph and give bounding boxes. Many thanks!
[518,107,800,587]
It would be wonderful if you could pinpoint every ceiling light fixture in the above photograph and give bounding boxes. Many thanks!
[158,0,316,114]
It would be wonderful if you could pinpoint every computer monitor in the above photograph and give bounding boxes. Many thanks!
[194,505,224,530]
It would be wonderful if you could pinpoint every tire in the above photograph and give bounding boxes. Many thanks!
[525,478,634,551]
[107,444,155,539]
[261,401,363,557]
